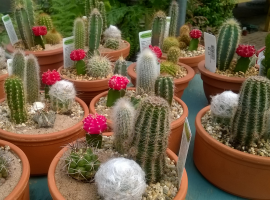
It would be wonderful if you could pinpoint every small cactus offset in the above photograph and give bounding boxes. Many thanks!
[12,50,25,80]
[167,46,181,64]
[160,61,178,77]
[97,1,107,32]
[0,149,10,180]
[155,76,174,106]
[104,38,119,50]
[114,56,127,76]
[103,25,121,41]
[4,76,28,124]
[162,37,179,53]
[24,54,40,103]
[37,13,53,31]
[129,96,170,184]
[168,0,179,37]
[217,18,241,71]
[151,11,166,47]
[86,54,112,78]
[44,28,62,45]
[74,18,86,50]
[262,33,270,77]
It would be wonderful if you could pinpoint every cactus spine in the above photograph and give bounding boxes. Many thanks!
[88,9,103,56]
[167,46,181,64]
[74,18,86,50]
[24,54,40,103]
[98,1,107,32]
[45,28,62,45]
[104,38,119,50]
[155,76,174,106]
[38,13,53,31]
[151,11,166,47]
[217,18,241,71]
[114,56,127,76]
[129,96,170,183]
[168,1,178,37]
[12,50,26,80]
[162,37,179,53]
[86,54,112,78]
[262,33,270,77]
[4,76,28,124]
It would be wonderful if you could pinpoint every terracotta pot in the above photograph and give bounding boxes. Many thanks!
[0,97,89,175]
[58,66,110,106]
[161,45,205,73]
[48,133,188,200]
[0,139,30,200]
[127,63,195,99]
[89,88,188,154]
[194,106,270,200]
[0,74,8,99]
[100,40,130,62]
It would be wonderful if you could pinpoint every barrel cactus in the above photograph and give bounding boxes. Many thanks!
[167,46,181,64]
[155,76,174,106]
[104,38,119,50]
[86,54,112,78]
[151,11,166,47]
[44,29,62,45]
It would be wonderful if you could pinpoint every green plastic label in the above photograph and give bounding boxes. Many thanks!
[140,32,152,39]
[64,39,74,45]
[3,16,9,22]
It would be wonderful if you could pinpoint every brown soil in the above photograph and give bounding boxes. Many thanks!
[13,40,63,52]
[99,40,128,53]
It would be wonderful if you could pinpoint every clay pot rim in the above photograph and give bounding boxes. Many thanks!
[0,97,89,142]
[48,132,188,200]
[101,40,130,55]
[195,106,270,165]
[0,139,30,199]
[127,62,195,85]
[6,43,63,57]
[0,73,8,80]
[89,88,188,130]
[161,45,205,60]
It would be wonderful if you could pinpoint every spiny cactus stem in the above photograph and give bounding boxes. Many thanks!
[45,85,50,99]
[76,60,86,75]
[188,39,199,51]
[234,57,250,73]
[106,89,125,107]
[86,134,102,148]
[34,36,45,49]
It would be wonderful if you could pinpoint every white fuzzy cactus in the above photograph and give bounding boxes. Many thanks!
[0,47,6,70]
[103,25,121,41]
[95,157,146,200]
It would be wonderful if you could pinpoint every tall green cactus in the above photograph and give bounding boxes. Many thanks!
[12,50,25,80]
[4,76,28,124]
[97,1,107,32]
[38,13,53,31]
[151,11,166,47]
[262,33,270,77]
[74,18,86,50]
[114,56,127,76]
[85,0,98,16]
[129,96,170,183]
[231,76,270,146]
[168,1,179,37]
[217,18,241,71]
[155,76,174,106]
[24,54,40,103]
[88,9,103,56]
[23,0,35,27]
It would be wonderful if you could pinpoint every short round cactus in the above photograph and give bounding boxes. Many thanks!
[179,24,190,36]
[86,55,112,78]
[167,46,181,64]
[179,41,187,50]
[178,34,190,46]
[104,38,119,50]
[44,29,62,45]
[162,37,179,53]
[103,25,121,41]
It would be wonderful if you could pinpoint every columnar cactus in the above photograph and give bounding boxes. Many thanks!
[114,56,127,76]
[151,11,166,47]
[88,9,103,56]
[44,28,62,45]
[129,96,170,183]
[37,13,53,31]
[234,45,256,73]
[217,18,241,71]
[24,0,35,27]
[155,76,174,106]
[24,54,40,103]
[231,76,270,146]
[85,0,98,16]
[12,50,25,80]
[103,25,121,41]
[160,61,178,77]
[4,76,28,124]
[188,29,202,51]
[95,158,146,200]
[167,46,181,64]
[162,37,179,53]
[104,38,119,50]
[0,150,9,180]
[112,98,135,154]
[262,33,270,77]
[98,1,107,32]
[74,18,86,50]
[86,54,112,78]
[168,0,179,37]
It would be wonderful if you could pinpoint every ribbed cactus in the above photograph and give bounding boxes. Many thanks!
[45,28,62,45]
[168,1,178,37]
[167,46,181,64]
[160,61,178,77]
[231,76,270,146]
[129,96,170,183]
[98,1,107,32]
[151,11,166,47]
[24,54,40,103]
[155,76,174,106]
[112,98,135,154]
[104,38,119,50]
[136,48,159,95]
[0,150,9,180]
[114,56,127,76]
[4,76,28,124]
[12,50,25,80]
[88,8,103,56]
[85,0,98,16]
[37,13,53,31]
[74,18,86,50]
[217,18,241,71]
[86,54,112,78]
[262,33,270,77]
[24,0,35,27]
[162,37,179,53]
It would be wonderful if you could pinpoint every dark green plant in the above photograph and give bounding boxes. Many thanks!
[155,76,174,106]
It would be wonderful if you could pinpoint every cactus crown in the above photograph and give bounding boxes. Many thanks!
[41,69,61,86]
[86,54,112,78]
[83,114,107,135]
[103,25,121,41]
[74,18,86,50]
[0,148,10,180]
[151,11,166,47]
[113,56,127,76]
[108,75,129,90]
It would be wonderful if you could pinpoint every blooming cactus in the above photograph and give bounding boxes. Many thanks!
[32,26,47,49]
[188,29,202,51]
[42,69,61,99]
[234,44,256,73]
[149,45,162,59]
[189,29,202,39]
[70,49,86,75]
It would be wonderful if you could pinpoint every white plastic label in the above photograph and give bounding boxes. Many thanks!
[164,17,171,39]
[204,32,216,73]
[63,36,75,68]
[258,55,265,76]
[177,117,192,189]
[7,59,12,75]
[139,30,152,52]
[2,15,18,45]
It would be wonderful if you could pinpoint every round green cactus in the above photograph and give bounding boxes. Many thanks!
[155,76,174,106]
[167,46,181,64]
[86,54,112,78]
[45,29,62,45]
[104,38,119,50]
[162,37,179,53]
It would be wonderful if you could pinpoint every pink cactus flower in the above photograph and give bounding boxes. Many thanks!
[236,45,256,58]
[108,75,129,90]
[70,49,86,61]
[41,69,61,86]
[189,29,202,39]
[83,114,107,135]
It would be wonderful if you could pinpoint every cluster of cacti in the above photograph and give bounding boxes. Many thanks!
[155,76,174,106]
[44,29,62,45]
[151,11,166,47]
[168,0,179,37]
[0,47,7,70]
[162,37,179,53]
[37,13,53,31]
[188,29,202,51]
[0,149,9,180]
[12,50,25,79]
[234,45,256,73]
[74,18,86,50]
[86,54,112,78]
[160,61,178,77]
[262,33,270,78]
[114,56,127,76]
[167,46,181,64]
[178,25,191,49]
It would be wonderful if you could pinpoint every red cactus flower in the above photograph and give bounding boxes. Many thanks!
[189,29,202,39]
[42,69,61,85]
[83,114,107,134]
[236,45,256,58]
[70,49,86,61]
[32,26,47,36]
[108,75,129,90]
[149,45,162,58]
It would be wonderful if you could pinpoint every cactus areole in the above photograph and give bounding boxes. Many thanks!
[234,45,256,73]
[188,29,202,51]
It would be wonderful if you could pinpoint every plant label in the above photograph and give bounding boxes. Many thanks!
[63,36,75,68]
[2,15,18,45]
[139,30,152,52]
[7,59,12,75]
[204,32,216,73]
[177,117,192,189]
[164,17,171,39]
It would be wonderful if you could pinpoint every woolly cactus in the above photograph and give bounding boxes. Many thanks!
[49,80,76,114]
[4,76,28,124]
[98,1,107,32]
[155,76,174,106]
[95,158,146,200]
[0,149,9,180]
[210,91,239,126]
[86,54,112,78]
[136,48,159,95]
[41,69,61,99]
[33,110,56,128]
[112,98,135,154]
[0,47,6,70]
[234,45,256,73]
[162,37,179,53]
[114,56,127,76]
[103,25,121,41]
[231,76,270,146]
[37,13,53,31]
[106,75,129,107]
[168,1,179,37]
[70,49,86,75]
[12,50,25,80]
[74,18,86,50]
[178,34,191,46]
[217,18,241,71]
[160,61,178,77]
[262,33,270,77]
[104,38,119,50]
[151,11,166,47]
[88,9,103,56]
[24,54,40,103]
[167,46,181,64]
[44,28,62,45]
[189,29,202,51]
[129,96,170,183]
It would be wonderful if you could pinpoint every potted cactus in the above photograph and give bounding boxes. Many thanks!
[198,18,259,103]
[90,48,188,154]
[194,76,270,199]
[0,52,89,175]
[0,47,8,99]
